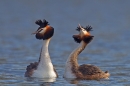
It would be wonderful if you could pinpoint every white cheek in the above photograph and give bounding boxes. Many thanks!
[39,27,46,34]
[80,30,86,34]
[83,30,89,35]
[83,31,87,34]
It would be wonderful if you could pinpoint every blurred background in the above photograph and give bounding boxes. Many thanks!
[0,0,130,85]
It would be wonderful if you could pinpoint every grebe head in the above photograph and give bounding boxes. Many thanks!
[32,19,54,40]
[73,24,94,43]
[77,24,92,36]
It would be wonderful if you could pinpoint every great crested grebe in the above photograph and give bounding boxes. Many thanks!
[25,19,58,78]
[64,24,110,80]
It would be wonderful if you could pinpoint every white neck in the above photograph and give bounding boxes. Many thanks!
[67,41,86,64]
[64,41,87,78]
[32,38,57,78]
[37,38,52,69]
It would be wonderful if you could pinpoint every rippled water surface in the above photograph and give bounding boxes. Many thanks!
[0,0,130,86]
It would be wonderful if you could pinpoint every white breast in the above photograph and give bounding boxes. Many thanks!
[32,39,57,78]
[63,62,76,79]
[32,63,57,78]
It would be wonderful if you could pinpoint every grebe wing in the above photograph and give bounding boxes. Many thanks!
[78,64,103,75]
[25,62,38,77]
[53,67,58,77]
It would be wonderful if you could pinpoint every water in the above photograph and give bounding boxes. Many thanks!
[0,0,130,86]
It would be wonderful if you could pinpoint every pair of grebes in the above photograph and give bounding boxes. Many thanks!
[25,19,110,80]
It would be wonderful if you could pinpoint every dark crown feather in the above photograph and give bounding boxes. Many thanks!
[76,25,93,32]
[35,19,49,27]
[76,25,83,31]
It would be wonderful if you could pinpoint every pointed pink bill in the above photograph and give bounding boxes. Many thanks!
[31,28,42,35]
[78,24,82,28]
[78,24,84,31]
[31,30,39,35]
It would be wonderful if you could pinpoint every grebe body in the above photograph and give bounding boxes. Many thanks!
[64,24,110,80]
[25,19,58,78]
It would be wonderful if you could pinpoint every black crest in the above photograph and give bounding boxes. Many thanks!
[76,25,83,31]
[34,19,54,40]
[35,19,49,27]
[76,25,93,32]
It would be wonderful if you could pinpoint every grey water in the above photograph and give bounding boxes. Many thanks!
[0,0,130,86]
